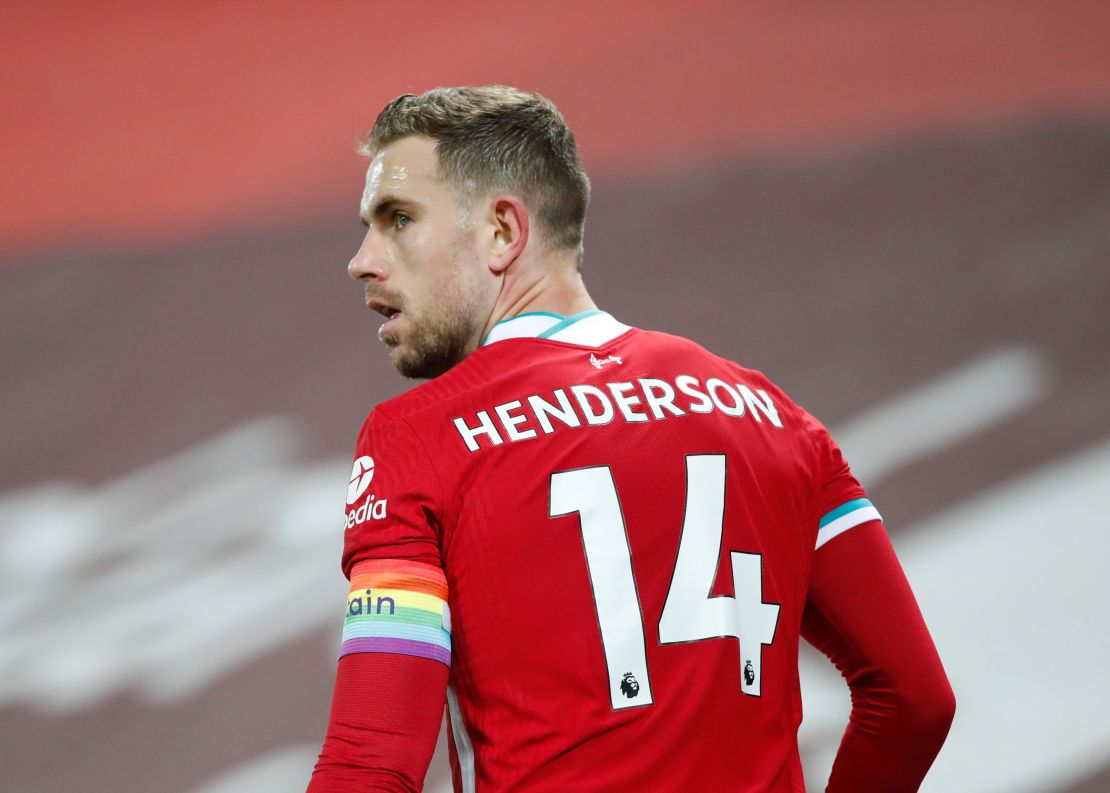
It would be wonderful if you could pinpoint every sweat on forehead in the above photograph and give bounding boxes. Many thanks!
[359,139,451,219]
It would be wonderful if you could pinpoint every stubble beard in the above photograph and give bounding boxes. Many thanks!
[382,241,488,380]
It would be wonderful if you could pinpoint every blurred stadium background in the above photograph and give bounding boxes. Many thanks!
[3,2,1109,791]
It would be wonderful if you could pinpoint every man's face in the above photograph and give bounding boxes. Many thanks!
[348,135,494,379]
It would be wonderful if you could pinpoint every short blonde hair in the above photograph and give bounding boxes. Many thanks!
[363,86,591,253]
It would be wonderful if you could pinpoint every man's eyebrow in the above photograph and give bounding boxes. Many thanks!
[375,195,410,216]
[360,194,412,227]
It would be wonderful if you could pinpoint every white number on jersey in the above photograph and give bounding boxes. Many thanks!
[549,454,781,710]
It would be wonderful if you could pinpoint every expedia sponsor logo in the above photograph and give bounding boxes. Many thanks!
[345,455,388,529]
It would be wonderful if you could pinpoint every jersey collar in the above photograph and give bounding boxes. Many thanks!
[481,309,631,348]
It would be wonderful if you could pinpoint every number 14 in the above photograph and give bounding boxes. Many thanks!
[550,455,781,711]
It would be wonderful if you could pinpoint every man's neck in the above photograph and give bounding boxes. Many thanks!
[481,266,596,342]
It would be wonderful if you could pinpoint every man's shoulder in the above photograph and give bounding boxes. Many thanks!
[632,327,786,389]
[633,326,726,360]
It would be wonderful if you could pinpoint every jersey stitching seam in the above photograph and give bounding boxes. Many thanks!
[396,413,448,523]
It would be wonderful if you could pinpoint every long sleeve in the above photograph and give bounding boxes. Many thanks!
[307,652,449,792]
[802,520,956,792]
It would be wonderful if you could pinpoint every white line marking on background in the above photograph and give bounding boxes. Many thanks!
[834,346,1049,488]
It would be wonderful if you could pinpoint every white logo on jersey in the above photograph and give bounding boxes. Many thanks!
[590,353,623,369]
[347,456,375,504]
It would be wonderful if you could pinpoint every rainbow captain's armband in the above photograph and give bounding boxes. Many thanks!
[815,497,882,550]
[340,559,451,667]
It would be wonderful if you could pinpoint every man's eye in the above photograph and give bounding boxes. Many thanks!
[394,212,411,229]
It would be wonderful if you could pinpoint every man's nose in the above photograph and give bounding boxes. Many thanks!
[347,229,388,282]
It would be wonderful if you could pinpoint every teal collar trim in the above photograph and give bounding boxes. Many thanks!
[537,309,604,339]
[481,309,626,348]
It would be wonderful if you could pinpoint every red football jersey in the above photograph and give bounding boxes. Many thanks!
[341,310,880,792]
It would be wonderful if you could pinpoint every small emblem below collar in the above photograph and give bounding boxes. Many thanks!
[590,353,623,369]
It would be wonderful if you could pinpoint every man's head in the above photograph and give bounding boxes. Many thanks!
[348,86,591,379]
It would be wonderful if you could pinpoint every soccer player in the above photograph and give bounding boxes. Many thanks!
[308,86,955,793]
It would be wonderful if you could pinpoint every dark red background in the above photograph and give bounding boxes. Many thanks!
[2,3,1108,791]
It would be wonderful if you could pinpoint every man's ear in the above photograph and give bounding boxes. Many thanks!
[486,195,529,275]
